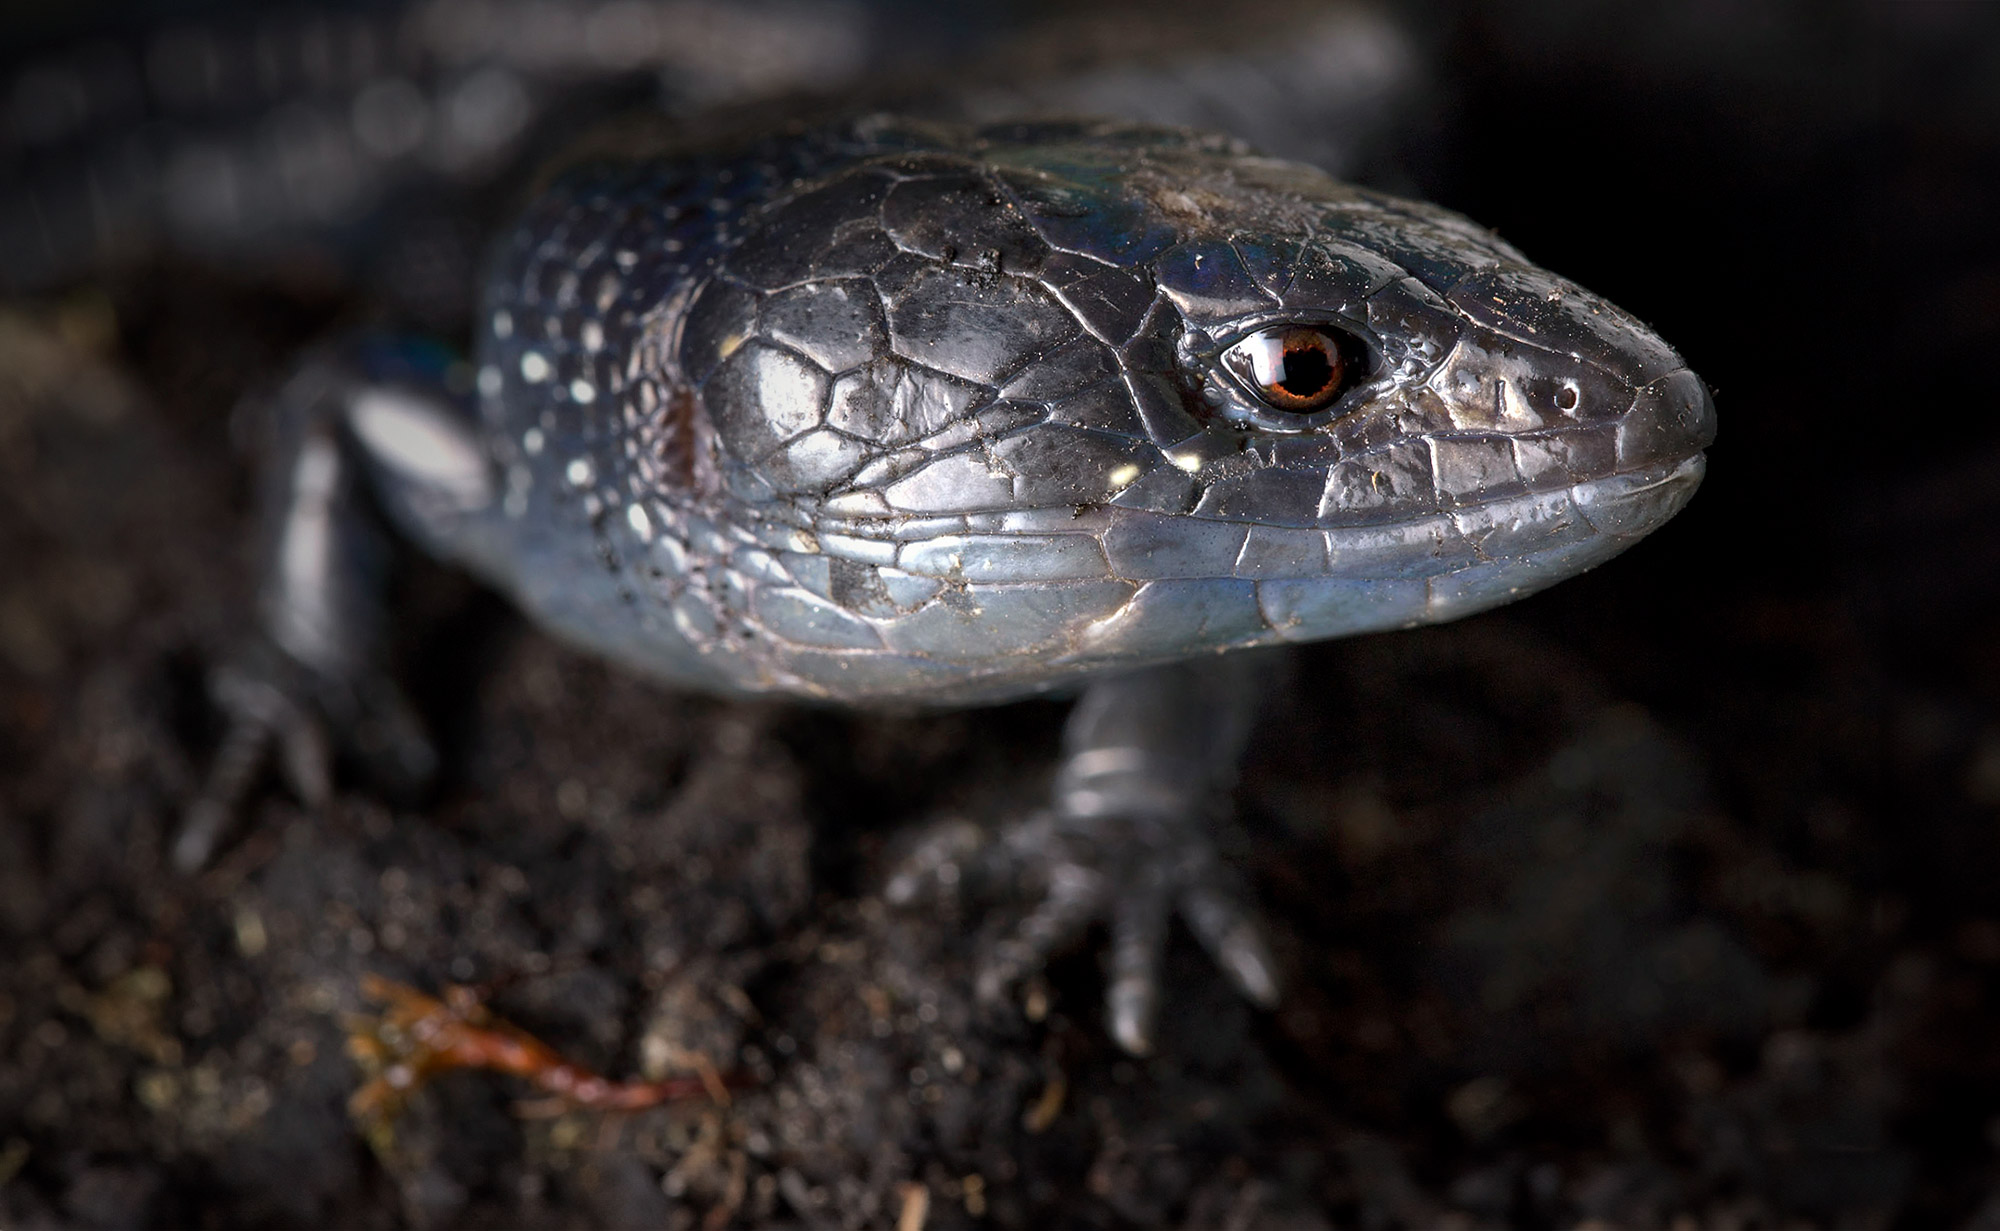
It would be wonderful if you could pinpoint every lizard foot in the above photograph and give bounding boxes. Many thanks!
[886,807,1279,1055]
[176,642,436,871]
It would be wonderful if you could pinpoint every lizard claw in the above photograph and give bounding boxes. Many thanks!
[1178,879,1281,1009]
[176,655,332,871]
[887,807,1280,1055]
[175,644,436,871]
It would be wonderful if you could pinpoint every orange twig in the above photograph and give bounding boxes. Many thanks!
[347,974,738,1121]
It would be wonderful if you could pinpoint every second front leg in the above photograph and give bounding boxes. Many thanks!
[891,654,1283,1055]
[176,339,499,870]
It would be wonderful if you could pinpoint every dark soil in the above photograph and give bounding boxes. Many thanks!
[4,2,1998,1228]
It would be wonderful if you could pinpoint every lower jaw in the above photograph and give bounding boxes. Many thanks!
[1264,451,1710,636]
[1062,451,1709,664]
[717,453,1707,706]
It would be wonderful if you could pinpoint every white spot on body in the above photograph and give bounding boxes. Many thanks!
[522,427,544,455]
[476,365,502,397]
[492,309,513,338]
[566,458,594,487]
[520,350,550,383]
[580,320,604,352]
[569,378,596,404]
[1107,463,1141,492]
[626,503,653,542]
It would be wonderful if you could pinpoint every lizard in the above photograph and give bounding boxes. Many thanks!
[179,110,1714,1055]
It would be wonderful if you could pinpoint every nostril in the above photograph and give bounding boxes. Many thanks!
[1555,382,1580,413]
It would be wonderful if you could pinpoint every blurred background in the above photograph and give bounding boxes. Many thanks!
[1,1,1995,1227]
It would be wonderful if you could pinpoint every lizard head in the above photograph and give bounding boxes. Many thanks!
[674,119,1713,701]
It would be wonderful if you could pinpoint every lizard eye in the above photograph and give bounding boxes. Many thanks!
[1221,325,1361,413]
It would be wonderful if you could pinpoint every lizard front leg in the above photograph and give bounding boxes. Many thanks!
[890,654,1282,1054]
[177,339,495,869]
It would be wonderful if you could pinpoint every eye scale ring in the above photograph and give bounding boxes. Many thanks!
[1221,325,1355,413]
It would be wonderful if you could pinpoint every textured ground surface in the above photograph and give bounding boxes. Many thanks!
[4,2,2000,1228]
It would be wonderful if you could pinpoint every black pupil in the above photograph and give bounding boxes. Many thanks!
[1278,342,1335,397]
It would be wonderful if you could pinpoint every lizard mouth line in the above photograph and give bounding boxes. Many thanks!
[1162,451,1710,530]
[1587,452,1707,496]
[792,452,1706,590]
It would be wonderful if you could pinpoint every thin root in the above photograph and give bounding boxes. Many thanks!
[345,974,740,1125]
